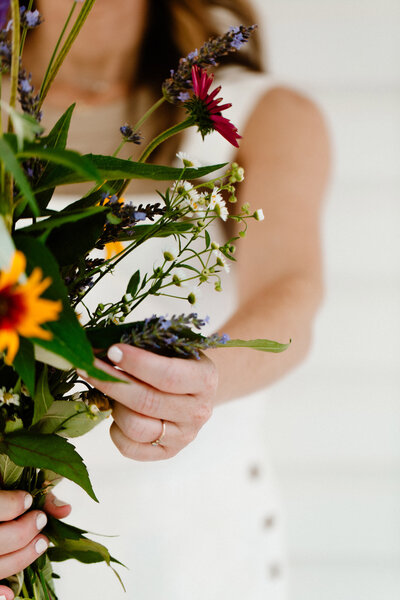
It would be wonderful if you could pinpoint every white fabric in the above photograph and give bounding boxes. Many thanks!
[53,68,288,600]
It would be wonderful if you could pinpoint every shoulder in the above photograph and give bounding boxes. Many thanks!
[237,84,332,182]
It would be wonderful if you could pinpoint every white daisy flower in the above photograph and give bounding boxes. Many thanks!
[0,386,20,406]
[171,180,200,209]
[209,187,229,221]
[176,151,202,168]
[212,249,230,273]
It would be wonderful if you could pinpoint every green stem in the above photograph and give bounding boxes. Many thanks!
[19,0,34,54]
[39,1,78,97]
[39,569,51,600]
[22,580,30,598]
[138,117,195,163]
[132,96,166,132]
[38,0,97,107]
[8,0,20,130]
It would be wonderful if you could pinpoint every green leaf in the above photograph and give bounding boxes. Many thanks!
[33,155,227,192]
[221,338,291,353]
[17,206,107,234]
[0,453,23,487]
[34,104,76,212]
[126,270,140,297]
[0,136,39,216]
[0,432,97,501]
[32,365,54,426]
[34,400,111,438]
[17,146,101,185]
[46,515,88,541]
[117,221,193,242]
[205,229,211,249]
[12,337,35,397]
[14,236,119,381]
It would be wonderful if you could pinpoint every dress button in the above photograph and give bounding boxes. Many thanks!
[248,463,261,479]
[263,514,276,529]
[267,563,282,580]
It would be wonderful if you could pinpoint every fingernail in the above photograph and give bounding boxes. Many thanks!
[0,595,8,600]
[77,369,89,379]
[36,513,47,530]
[52,498,69,507]
[24,493,33,510]
[35,538,48,554]
[107,345,123,363]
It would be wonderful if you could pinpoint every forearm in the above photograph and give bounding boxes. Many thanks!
[207,271,323,404]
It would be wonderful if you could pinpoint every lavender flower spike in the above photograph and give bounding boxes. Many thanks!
[0,0,10,30]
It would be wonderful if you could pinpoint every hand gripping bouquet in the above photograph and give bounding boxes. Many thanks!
[0,2,289,598]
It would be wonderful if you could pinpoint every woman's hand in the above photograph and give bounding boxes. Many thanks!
[79,345,218,461]
[0,491,71,599]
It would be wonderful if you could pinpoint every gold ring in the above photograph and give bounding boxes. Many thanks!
[151,420,166,446]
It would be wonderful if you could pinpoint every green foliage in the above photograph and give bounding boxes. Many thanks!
[32,365,54,426]
[34,400,111,438]
[0,136,39,216]
[0,432,97,500]
[222,338,291,353]
[13,337,35,397]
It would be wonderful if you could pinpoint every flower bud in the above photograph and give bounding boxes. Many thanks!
[253,208,265,221]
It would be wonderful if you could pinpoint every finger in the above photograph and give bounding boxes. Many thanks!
[0,535,49,580]
[81,359,201,422]
[0,491,33,522]
[110,422,171,462]
[107,345,217,395]
[43,492,71,520]
[0,585,14,600]
[112,403,178,444]
[0,511,47,555]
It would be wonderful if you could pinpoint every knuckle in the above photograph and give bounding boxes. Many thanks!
[138,386,160,415]
[194,402,212,426]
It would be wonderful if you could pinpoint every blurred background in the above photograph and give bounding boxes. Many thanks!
[252,0,400,598]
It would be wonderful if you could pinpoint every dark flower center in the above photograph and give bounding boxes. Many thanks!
[184,97,215,138]
[0,287,25,329]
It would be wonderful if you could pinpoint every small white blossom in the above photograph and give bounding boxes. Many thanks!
[212,250,230,273]
[0,386,20,406]
[176,151,202,168]
[209,187,229,221]
[254,208,265,221]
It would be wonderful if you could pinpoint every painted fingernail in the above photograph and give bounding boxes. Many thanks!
[24,493,33,510]
[35,538,48,554]
[107,345,123,363]
[0,595,8,600]
[52,498,69,507]
[36,513,47,530]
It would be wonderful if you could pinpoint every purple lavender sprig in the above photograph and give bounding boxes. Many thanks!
[0,0,9,31]
[162,25,257,105]
[120,313,230,360]
[18,68,42,119]
[96,195,166,249]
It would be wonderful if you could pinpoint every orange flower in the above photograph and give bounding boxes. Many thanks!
[0,250,62,364]
[105,240,124,260]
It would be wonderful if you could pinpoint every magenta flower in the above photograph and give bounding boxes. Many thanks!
[185,65,241,148]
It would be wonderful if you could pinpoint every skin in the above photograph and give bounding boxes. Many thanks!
[1,0,331,587]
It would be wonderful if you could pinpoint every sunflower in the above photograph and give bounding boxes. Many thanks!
[0,250,62,364]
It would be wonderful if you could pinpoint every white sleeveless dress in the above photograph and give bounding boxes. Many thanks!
[50,68,288,600]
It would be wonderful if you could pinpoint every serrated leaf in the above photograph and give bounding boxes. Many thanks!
[34,400,111,438]
[0,453,23,487]
[0,432,97,501]
[32,365,54,426]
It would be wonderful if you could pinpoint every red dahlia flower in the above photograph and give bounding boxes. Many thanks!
[185,65,241,148]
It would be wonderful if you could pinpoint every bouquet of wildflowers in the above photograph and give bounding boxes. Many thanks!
[0,1,288,598]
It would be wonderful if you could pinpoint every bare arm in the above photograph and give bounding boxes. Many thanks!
[207,86,331,403]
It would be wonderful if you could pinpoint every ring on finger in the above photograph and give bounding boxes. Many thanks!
[151,420,166,446]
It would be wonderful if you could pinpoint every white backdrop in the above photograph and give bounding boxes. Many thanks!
[252,1,400,598]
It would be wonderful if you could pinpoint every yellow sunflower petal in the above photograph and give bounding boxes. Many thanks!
[0,250,26,290]
[105,241,124,260]
[0,329,20,365]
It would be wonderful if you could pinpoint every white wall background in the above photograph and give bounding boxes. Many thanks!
[252,1,400,598]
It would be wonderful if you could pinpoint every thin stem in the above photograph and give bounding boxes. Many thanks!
[8,0,20,130]
[22,580,30,598]
[39,1,78,97]
[132,96,165,132]
[19,0,34,54]
[138,117,194,163]
[38,0,97,107]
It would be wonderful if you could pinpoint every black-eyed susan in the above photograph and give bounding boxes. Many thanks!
[0,250,62,364]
